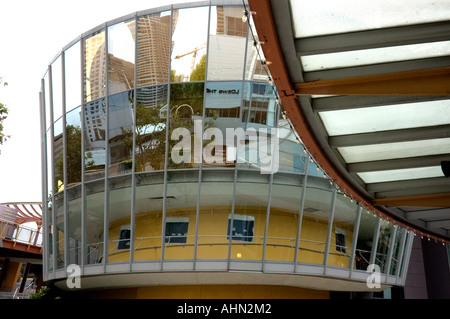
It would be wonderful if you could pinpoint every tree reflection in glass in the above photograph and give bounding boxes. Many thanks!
[171,7,209,82]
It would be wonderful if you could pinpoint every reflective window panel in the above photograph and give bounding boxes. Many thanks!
[108,91,134,177]
[137,11,171,87]
[84,30,106,103]
[207,6,246,81]
[171,7,209,82]
[135,85,168,172]
[65,42,82,113]
[108,20,136,95]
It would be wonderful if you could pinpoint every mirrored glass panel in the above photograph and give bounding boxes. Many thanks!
[204,81,242,168]
[327,193,359,268]
[168,82,204,169]
[108,90,134,176]
[108,20,136,95]
[65,42,82,113]
[164,170,199,260]
[207,6,246,81]
[354,209,379,271]
[277,115,307,173]
[133,172,164,261]
[134,85,168,172]
[298,182,333,265]
[238,82,277,171]
[171,7,209,82]
[197,170,234,260]
[84,97,106,181]
[84,30,106,102]
[137,11,171,87]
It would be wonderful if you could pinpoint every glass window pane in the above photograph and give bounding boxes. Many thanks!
[53,117,64,269]
[135,85,168,172]
[44,72,52,130]
[168,82,204,169]
[65,42,82,113]
[245,23,267,82]
[389,228,407,276]
[197,170,234,260]
[207,6,246,81]
[277,116,307,173]
[84,30,106,102]
[46,129,54,271]
[290,0,450,38]
[338,138,450,163]
[85,180,104,264]
[137,11,171,87]
[108,20,136,95]
[375,220,394,272]
[204,81,241,168]
[327,193,359,268]
[108,175,132,263]
[231,171,270,261]
[354,209,379,271]
[301,40,450,72]
[319,100,450,136]
[52,56,63,122]
[134,172,164,261]
[164,170,199,260]
[171,7,209,82]
[84,97,106,181]
[66,106,82,265]
[108,90,134,177]
[298,184,333,265]
[266,175,303,262]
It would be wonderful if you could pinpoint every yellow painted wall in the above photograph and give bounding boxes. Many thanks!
[1,261,21,292]
[107,206,354,268]
[91,284,330,299]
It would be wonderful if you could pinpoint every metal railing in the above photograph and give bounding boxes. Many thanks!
[0,218,43,247]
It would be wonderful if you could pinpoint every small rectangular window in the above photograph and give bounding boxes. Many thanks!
[117,225,131,250]
[227,214,254,242]
[335,227,347,254]
[165,217,189,243]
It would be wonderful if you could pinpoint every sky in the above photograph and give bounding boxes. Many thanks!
[0,0,194,204]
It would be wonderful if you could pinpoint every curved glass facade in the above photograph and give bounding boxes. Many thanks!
[40,1,414,289]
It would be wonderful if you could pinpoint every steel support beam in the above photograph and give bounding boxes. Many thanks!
[296,67,450,95]
[374,193,450,208]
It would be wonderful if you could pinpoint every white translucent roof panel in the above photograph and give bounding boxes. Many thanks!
[290,0,450,38]
[338,138,450,163]
[358,166,444,184]
[319,99,450,136]
[301,40,450,72]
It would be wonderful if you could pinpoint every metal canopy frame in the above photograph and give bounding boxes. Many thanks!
[248,0,450,239]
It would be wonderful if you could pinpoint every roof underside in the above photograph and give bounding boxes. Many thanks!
[249,0,450,239]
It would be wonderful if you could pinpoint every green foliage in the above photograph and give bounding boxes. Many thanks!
[29,287,50,299]
[0,77,9,146]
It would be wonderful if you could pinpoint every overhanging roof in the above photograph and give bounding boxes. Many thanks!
[248,0,450,240]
